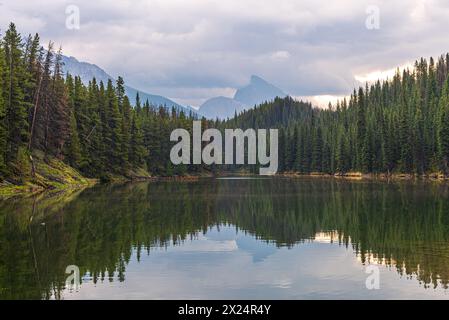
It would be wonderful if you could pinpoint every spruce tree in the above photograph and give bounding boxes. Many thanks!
[65,108,81,168]
[129,113,145,168]
[47,47,70,157]
[3,23,28,162]
[0,43,6,175]
[105,79,123,173]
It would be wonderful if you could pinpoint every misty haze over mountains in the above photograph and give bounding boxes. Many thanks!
[199,75,287,119]
[61,55,287,119]
[61,55,195,115]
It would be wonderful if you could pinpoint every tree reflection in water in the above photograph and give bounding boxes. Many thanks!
[1,178,448,299]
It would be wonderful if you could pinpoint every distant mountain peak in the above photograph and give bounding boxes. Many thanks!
[198,96,246,120]
[233,75,286,107]
[250,74,266,84]
[198,75,287,119]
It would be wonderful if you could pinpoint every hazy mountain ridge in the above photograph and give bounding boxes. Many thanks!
[199,75,286,119]
[61,55,196,115]
[234,75,286,106]
[199,96,247,120]
[61,56,286,119]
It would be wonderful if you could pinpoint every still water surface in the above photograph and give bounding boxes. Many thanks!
[1,177,449,299]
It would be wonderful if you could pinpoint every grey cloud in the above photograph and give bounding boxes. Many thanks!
[2,0,449,106]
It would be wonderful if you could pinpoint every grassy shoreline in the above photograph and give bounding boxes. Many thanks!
[0,155,216,199]
[0,179,97,199]
[0,154,97,199]
[3,166,448,200]
[279,171,449,182]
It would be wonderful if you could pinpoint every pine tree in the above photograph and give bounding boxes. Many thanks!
[47,47,70,157]
[0,43,6,175]
[118,79,130,170]
[336,130,349,173]
[82,78,102,176]
[439,77,449,173]
[356,88,367,171]
[105,79,123,173]
[65,107,81,168]
[440,105,449,173]
[294,125,302,172]
[277,127,285,172]
[3,23,28,162]
[72,75,89,159]
[135,92,141,114]
[129,111,146,168]
[23,33,41,114]
[311,126,322,172]
[30,42,53,152]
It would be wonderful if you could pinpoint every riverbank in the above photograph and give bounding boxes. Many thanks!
[3,164,449,200]
[0,156,216,198]
[279,171,449,181]
[0,154,97,199]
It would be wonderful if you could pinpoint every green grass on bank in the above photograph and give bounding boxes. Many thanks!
[0,151,96,199]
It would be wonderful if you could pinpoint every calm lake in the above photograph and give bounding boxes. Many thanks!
[1,177,449,299]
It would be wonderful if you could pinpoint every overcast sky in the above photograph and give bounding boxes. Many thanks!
[1,0,449,107]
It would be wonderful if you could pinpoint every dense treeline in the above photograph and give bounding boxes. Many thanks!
[0,23,203,182]
[232,54,449,175]
[2,22,449,181]
[64,76,203,178]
